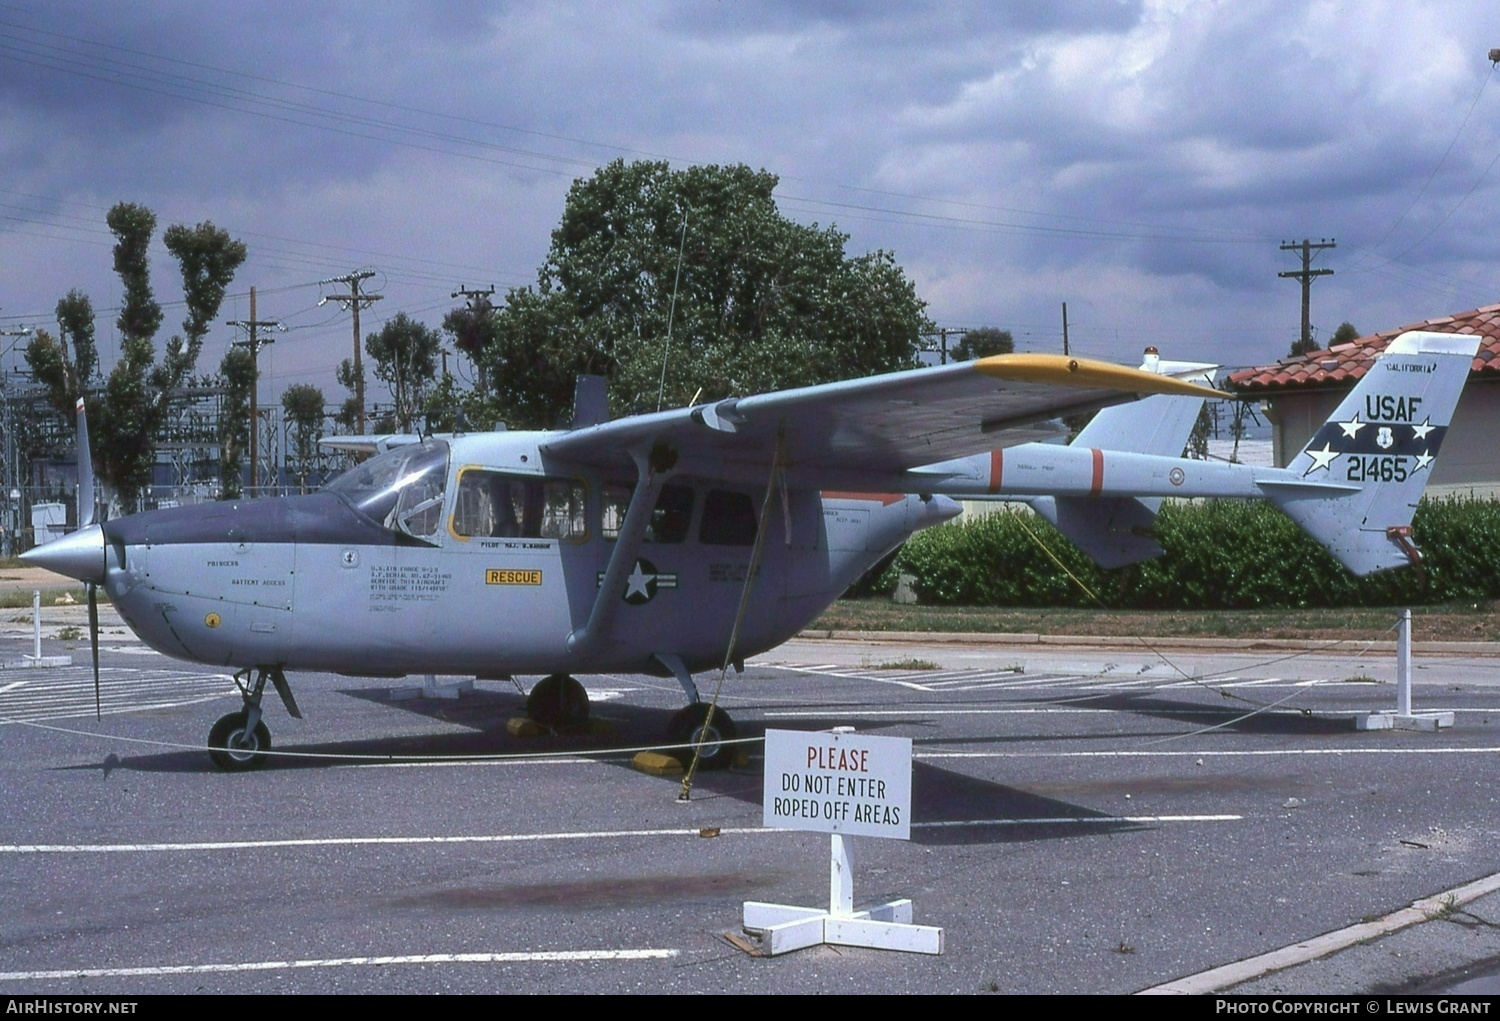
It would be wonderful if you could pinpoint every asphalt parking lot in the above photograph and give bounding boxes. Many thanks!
[2,608,1499,995]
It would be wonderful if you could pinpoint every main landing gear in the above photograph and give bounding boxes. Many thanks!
[526,673,590,728]
[208,666,300,772]
[654,653,737,770]
[523,668,739,770]
[667,702,737,771]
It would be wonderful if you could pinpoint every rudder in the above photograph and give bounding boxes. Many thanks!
[1262,330,1478,575]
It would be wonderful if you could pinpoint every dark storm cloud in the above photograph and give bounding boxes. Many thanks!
[665,0,1143,42]
[2,0,1499,376]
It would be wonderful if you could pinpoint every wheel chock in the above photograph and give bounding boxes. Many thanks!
[632,751,683,776]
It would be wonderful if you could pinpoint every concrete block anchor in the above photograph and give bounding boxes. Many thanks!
[1356,609,1453,732]
[389,674,475,701]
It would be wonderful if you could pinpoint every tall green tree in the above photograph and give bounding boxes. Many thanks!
[30,203,246,509]
[365,312,441,433]
[25,290,99,414]
[1328,321,1360,347]
[442,294,496,395]
[217,346,255,500]
[333,358,364,432]
[470,159,931,428]
[162,221,248,386]
[281,383,326,493]
[951,327,1014,361]
[1289,321,1358,358]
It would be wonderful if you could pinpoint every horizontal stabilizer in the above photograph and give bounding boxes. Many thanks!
[1030,496,1163,568]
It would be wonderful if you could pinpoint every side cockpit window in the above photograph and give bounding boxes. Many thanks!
[602,483,694,543]
[326,440,449,539]
[452,470,587,542]
[699,489,758,546]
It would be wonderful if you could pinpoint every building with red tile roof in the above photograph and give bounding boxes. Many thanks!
[1224,304,1500,495]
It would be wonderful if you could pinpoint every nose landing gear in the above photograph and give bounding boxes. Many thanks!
[207,666,299,772]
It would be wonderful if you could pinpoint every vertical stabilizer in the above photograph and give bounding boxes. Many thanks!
[1263,330,1477,575]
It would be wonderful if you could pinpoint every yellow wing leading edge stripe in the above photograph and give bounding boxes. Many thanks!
[973,353,1226,399]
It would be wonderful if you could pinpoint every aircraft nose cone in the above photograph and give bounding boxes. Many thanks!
[21,524,106,585]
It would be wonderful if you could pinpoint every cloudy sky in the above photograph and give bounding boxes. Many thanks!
[2,0,1498,408]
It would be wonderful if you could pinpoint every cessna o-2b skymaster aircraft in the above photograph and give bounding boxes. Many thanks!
[22,330,1477,771]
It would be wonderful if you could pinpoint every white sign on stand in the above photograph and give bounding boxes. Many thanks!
[744,728,943,956]
[763,725,912,839]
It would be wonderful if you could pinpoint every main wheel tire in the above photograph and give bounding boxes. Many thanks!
[667,704,737,770]
[208,711,272,772]
[527,673,589,727]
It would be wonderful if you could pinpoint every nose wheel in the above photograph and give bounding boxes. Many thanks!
[208,711,272,772]
[207,665,297,772]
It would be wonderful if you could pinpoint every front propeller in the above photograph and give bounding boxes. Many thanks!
[87,581,100,719]
[20,397,106,716]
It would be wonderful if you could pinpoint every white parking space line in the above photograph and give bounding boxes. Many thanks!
[0,666,234,722]
[0,948,681,981]
[766,663,1359,694]
[916,814,1241,827]
[921,745,1500,759]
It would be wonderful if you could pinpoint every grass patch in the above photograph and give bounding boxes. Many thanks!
[870,658,940,671]
[812,598,1500,643]
[1425,894,1459,921]
[0,587,87,609]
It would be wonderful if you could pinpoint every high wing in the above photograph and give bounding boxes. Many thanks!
[540,353,1222,488]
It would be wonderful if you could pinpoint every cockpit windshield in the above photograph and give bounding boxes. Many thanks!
[325,440,449,539]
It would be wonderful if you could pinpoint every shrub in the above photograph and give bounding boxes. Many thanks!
[891,496,1500,609]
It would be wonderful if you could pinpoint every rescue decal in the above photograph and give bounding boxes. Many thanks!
[486,569,543,586]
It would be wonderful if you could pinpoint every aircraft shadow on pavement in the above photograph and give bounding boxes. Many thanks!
[67,686,781,776]
[908,762,1139,847]
[1081,690,1357,735]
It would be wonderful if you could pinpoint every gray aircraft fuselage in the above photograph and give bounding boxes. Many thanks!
[98,430,959,679]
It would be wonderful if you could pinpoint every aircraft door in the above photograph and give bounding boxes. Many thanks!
[440,468,583,674]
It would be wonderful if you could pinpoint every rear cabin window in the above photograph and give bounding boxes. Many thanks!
[452,471,587,541]
[699,489,758,546]
[601,483,694,543]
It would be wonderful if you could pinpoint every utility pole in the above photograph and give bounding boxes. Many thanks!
[0,325,31,553]
[923,327,971,365]
[1279,239,1336,353]
[452,284,495,308]
[451,284,495,390]
[226,287,282,496]
[320,270,382,434]
[1061,302,1069,357]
